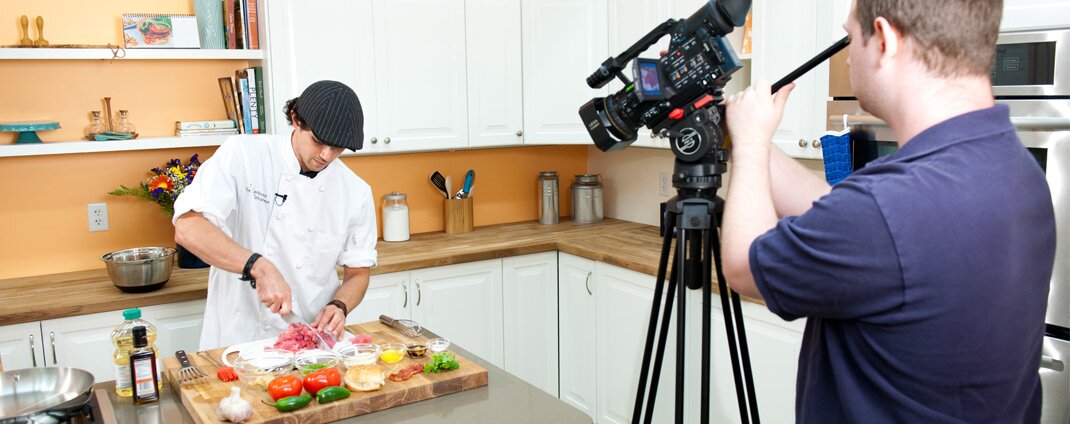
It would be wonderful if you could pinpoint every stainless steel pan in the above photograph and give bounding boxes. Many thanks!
[0,367,94,419]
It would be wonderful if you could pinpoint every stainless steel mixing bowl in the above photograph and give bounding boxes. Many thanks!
[101,247,176,293]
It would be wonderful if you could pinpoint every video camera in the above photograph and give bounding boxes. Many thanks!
[579,0,751,176]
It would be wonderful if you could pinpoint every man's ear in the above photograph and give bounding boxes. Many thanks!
[872,16,901,66]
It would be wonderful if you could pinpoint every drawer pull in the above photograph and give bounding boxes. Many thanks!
[28,334,36,368]
[49,332,56,365]
[585,272,593,296]
[416,281,422,306]
[402,284,408,308]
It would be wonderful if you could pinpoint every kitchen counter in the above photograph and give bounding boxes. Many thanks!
[0,218,743,325]
[91,327,591,423]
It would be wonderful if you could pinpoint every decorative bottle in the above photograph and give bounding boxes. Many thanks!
[84,111,107,140]
[114,110,137,136]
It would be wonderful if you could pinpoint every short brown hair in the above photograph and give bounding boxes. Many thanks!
[854,0,1002,77]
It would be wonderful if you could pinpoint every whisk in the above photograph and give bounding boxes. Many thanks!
[380,315,423,337]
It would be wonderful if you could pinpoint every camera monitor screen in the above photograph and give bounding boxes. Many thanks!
[638,60,662,96]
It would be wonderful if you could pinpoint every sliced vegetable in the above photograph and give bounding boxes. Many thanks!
[216,366,239,382]
[423,352,460,374]
[315,386,351,404]
[263,393,313,412]
[267,375,303,401]
[303,367,342,396]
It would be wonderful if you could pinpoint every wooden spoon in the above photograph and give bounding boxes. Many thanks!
[34,16,48,46]
[19,15,33,46]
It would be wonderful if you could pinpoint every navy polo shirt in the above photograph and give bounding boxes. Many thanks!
[750,105,1055,423]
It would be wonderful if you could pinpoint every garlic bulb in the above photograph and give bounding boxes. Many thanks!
[216,386,254,423]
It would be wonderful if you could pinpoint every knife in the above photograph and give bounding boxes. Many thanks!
[281,312,335,350]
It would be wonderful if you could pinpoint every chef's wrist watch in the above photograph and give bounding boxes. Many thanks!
[327,299,348,317]
[239,252,262,289]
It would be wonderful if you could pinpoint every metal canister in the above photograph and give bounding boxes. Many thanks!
[537,171,559,225]
[571,174,604,224]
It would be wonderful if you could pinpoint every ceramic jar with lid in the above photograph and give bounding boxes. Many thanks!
[382,192,409,242]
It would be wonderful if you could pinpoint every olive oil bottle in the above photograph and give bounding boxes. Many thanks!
[129,326,160,404]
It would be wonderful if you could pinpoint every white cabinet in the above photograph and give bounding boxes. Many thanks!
[146,300,210,360]
[522,0,609,145]
[348,271,409,325]
[1002,0,1070,31]
[558,253,598,419]
[466,0,526,148]
[0,322,43,371]
[502,252,559,396]
[42,311,127,382]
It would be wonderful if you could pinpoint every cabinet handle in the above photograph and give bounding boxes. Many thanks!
[516,130,524,137]
[384,137,391,145]
[49,332,56,365]
[1041,355,1065,372]
[28,334,36,367]
[812,139,821,148]
[585,272,593,296]
[402,284,408,308]
[416,281,422,306]
[798,139,807,148]
[370,137,378,144]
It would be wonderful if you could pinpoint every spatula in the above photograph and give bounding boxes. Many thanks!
[430,171,449,199]
[174,350,208,385]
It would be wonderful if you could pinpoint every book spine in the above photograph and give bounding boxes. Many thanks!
[246,68,259,134]
[254,66,266,134]
[231,76,245,134]
[236,0,247,49]
[247,0,259,49]
[176,120,236,130]
[238,76,253,134]
[224,0,236,49]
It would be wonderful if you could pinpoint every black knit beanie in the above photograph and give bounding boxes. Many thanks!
[297,81,364,151]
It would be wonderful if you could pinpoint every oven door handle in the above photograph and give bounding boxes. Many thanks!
[1010,117,1070,131]
[1041,355,1065,372]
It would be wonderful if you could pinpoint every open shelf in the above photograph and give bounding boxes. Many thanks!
[0,135,228,157]
[0,48,263,60]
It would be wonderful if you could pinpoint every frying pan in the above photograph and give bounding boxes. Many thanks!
[0,367,94,419]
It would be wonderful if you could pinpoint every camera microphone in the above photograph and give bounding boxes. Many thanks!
[274,193,288,206]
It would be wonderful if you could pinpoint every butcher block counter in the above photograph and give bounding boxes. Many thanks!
[0,219,682,325]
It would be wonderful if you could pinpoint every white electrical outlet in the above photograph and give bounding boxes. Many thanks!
[659,172,671,197]
[88,203,109,232]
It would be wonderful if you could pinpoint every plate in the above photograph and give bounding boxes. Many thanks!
[221,331,355,367]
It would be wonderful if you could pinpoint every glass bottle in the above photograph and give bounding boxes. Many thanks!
[129,325,160,404]
[84,111,107,140]
[114,110,137,135]
[382,192,410,242]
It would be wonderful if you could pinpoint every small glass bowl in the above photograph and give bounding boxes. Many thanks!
[428,337,451,354]
[232,350,295,390]
[338,343,381,367]
[406,344,428,358]
[378,343,406,364]
[294,349,340,374]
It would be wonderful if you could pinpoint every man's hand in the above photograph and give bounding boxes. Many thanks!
[250,259,293,315]
[313,304,346,341]
[724,78,795,155]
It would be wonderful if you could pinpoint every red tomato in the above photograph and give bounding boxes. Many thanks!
[303,368,342,396]
[267,375,303,401]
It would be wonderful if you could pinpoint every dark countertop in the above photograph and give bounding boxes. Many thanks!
[92,328,592,423]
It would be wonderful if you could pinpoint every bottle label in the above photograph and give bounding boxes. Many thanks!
[115,364,132,389]
[133,357,157,398]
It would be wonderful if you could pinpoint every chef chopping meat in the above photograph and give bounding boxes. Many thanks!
[173,80,377,350]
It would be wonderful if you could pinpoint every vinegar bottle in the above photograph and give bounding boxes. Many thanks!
[129,326,160,404]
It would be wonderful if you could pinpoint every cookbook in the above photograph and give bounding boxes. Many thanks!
[122,14,200,48]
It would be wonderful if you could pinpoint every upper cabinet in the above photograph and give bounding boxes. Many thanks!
[522,0,608,145]
[466,0,526,148]
[1002,0,1070,32]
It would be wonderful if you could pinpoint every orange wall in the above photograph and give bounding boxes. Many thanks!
[0,145,587,280]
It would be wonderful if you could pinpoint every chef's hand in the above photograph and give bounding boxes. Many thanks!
[724,78,795,155]
[250,258,293,315]
[313,305,346,341]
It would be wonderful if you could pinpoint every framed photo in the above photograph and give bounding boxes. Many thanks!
[123,14,201,48]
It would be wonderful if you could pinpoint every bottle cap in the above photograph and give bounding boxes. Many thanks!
[383,192,407,201]
[123,308,142,320]
[132,326,148,348]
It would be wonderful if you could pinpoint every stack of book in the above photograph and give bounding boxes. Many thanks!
[176,120,239,137]
[218,66,266,135]
[225,0,260,49]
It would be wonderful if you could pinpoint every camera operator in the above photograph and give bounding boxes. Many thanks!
[720,0,1055,422]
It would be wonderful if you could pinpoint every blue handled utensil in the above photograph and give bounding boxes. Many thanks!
[458,170,475,198]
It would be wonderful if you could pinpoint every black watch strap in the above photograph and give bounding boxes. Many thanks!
[327,299,349,317]
[239,253,262,289]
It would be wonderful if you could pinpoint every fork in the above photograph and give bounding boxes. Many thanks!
[175,350,209,385]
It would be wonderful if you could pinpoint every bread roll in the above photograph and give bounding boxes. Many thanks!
[345,364,386,392]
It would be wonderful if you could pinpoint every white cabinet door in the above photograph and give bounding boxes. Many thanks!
[372,0,468,153]
[522,0,608,145]
[411,259,504,367]
[42,310,124,382]
[1002,0,1070,31]
[144,300,205,359]
[596,262,676,424]
[348,271,410,326]
[751,0,823,159]
[558,252,598,420]
[0,322,43,371]
[502,252,559,396]
[466,0,526,148]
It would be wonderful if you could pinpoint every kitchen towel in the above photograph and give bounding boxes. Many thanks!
[820,129,852,185]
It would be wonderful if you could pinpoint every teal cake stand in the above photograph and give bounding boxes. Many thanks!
[0,121,61,144]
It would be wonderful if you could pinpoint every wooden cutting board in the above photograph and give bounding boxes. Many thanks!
[161,321,488,423]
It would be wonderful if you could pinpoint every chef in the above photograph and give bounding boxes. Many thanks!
[174,80,377,350]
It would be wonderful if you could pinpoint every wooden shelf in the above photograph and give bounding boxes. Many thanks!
[0,135,228,157]
[0,48,263,60]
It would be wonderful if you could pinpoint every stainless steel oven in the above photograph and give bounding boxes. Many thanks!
[826,28,1070,423]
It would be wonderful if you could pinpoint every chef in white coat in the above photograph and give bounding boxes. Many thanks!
[173,80,377,350]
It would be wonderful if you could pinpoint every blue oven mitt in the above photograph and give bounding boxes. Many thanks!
[820,129,852,185]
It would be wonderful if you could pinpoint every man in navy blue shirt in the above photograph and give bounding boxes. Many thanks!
[720,0,1056,422]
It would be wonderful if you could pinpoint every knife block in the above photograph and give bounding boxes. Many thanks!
[444,197,473,234]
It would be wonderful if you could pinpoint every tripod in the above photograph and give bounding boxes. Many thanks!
[630,106,760,424]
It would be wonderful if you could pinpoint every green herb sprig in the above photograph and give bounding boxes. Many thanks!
[423,352,460,373]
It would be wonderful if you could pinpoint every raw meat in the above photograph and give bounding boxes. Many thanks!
[272,323,335,352]
[349,333,373,344]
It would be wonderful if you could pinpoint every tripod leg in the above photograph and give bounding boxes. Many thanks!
[701,226,713,424]
[632,211,677,424]
[644,250,678,424]
[730,291,760,423]
[711,219,759,424]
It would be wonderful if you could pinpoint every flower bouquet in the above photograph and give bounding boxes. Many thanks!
[109,154,200,216]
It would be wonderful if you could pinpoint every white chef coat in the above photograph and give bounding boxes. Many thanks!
[172,134,377,350]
